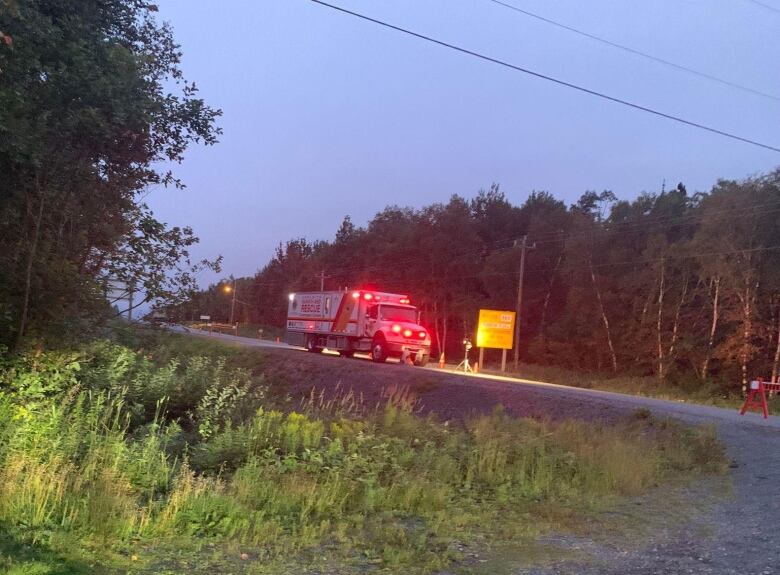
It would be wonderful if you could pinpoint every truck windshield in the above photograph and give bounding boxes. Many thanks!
[379,305,417,323]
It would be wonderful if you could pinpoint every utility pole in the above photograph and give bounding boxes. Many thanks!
[316,270,330,291]
[513,235,535,369]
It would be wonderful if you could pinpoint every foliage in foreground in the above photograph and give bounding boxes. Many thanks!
[0,338,727,573]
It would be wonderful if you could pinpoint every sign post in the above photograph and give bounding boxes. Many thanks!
[476,309,516,373]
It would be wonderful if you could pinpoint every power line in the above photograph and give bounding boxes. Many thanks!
[309,0,780,154]
[745,0,780,15]
[484,0,780,103]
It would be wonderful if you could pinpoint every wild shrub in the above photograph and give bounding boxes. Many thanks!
[191,423,252,473]
[0,350,81,405]
[194,364,252,440]
[77,341,140,395]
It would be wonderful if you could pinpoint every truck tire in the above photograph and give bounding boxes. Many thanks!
[306,335,322,353]
[371,335,388,363]
[414,355,429,367]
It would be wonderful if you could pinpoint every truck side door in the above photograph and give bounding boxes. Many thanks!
[364,304,378,337]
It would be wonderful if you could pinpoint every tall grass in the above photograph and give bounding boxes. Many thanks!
[0,338,728,573]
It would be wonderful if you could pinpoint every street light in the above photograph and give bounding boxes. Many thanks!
[222,280,260,334]
[223,279,236,327]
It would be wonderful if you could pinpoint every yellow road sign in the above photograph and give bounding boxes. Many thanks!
[476,309,516,350]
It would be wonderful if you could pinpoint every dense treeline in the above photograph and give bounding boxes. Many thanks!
[176,175,780,389]
[0,0,220,350]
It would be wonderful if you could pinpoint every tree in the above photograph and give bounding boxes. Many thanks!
[692,174,780,390]
[0,0,221,348]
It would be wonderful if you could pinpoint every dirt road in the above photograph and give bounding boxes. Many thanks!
[185,328,780,574]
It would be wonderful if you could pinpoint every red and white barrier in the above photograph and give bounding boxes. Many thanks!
[739,377,780,419]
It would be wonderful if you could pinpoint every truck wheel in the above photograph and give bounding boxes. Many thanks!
[306,336,322,353]
[414,355,429,367]
[371,335,388,363]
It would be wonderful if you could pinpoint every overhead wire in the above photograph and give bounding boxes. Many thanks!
[484,0,780,103]
[744,0,780,15]
[309,0,780,153]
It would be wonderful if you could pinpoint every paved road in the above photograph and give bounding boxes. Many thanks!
[180,326,779,430]
[179,327,780,574]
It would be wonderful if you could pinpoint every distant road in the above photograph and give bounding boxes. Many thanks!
[173,325,300,350]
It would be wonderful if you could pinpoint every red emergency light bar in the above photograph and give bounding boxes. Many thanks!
[351,291,385,302]
[350,291,402,303]
[351,291,375,301]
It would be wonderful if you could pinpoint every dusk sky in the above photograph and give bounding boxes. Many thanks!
[146,0,780,287]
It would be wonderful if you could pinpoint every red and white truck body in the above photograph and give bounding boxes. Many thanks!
[286,290,431,365]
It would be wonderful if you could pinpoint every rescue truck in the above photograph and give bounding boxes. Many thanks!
[285,290,432,366]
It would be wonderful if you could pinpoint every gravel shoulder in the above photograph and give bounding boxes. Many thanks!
[185,329,780,574]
